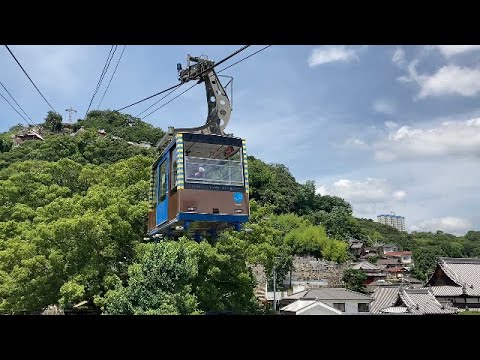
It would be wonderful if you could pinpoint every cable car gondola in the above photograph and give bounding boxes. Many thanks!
[147,54,249,240]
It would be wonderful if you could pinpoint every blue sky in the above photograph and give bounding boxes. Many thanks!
[1,45,480,235]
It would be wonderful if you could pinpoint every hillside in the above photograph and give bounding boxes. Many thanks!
[1,110,478,314]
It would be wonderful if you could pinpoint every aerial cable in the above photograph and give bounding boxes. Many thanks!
[97,45,127,109]
[85,45,117,116]
[0,80,34,124]
[4,45,58,114]
[142,45,272,119]
[116,45,252,112]
[0,91,32,126]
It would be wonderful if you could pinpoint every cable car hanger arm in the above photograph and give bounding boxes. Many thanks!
[177,55,232,136]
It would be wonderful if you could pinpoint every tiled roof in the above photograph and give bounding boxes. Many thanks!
[284,288,372,301]
[370,287,400,314]
[377,259,401,265]
[436,257,480,296]
[384,251,412,257]
[429,285,463,297]
[280,300,316,312]
[385,267,407,273]
[371,287,457,314]
[280,300,342,315]
[399,288,457,314]
[381,306,408,314]
[351,261,380,271]
[350,243,364,249]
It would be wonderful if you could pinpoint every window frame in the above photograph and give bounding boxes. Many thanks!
[358,303,369,313]
[333,303,346,312]
[158,160,167,202]
[170,145,178,194]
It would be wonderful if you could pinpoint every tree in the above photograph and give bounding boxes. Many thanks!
[100,241,200,315]
[44,111,63,132]
[342,268,367,293]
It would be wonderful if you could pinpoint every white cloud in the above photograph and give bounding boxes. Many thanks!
[373,99,395,115]
[317,178,407,220]
[411,217,472,235]
[392,190,407,200]
[345,137,367,147]
[418,65,480,98]
[398,61,480,99]
[392,47,406,67]
[318,178,406,203]
[308,46,358,67]
[435,45,480,57]
[385,121,399,130]
[374,117,480,161]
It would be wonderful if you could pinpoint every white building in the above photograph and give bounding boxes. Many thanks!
[377,214,406,232]
[280,288,373,315]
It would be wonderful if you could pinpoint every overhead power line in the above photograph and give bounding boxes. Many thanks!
[117,83,182,112]
[97,45,127,109]
[0,80,34,124]
[141,45,272,119]
[0,91,32,126]
[4,45,58,114]
[136,85,181,117]
[217,45,272,73]
[116,45,251,112]
[143,83,197,119]
[85,45,117,116]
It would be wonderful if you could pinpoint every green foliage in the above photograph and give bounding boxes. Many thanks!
[101,241,200,315]
[0,155,152,313]
[356,218,411,248]
[458,310,480,315]
[2,109,479,315]
[79,110,165,145]
[44,111,63,133]
[0,131,156,169]
[342,268,367,293]
[285,225,348,262]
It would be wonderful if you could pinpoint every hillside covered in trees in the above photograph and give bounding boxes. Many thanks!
[1,110,479,314]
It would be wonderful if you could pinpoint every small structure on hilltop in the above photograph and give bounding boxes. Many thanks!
[12,130,44,147]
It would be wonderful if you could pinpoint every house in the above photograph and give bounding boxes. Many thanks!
[280,300,342,315]
[370,287,457,315]
[384,251,413,267]
[349,240,364,259]
[385,266,408,279]
[12,131,44,146]
[425,257,480,309]
[280,288,373,314]
[362,245,382,256]
[351,261,387,284]
[382,244,398,254]
[377,258,402,269]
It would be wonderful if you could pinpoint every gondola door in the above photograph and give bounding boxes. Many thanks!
[156,155,169,226]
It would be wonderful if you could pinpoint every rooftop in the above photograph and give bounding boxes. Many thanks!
[378,214,404,219]
[351,261,381,271]
[427,257,480,296]
[371,287,457,315]
[284,287,373,301]
[384,251,412,257]
[280,300,342,315]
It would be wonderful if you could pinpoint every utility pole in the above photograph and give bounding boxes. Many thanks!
[65,106,77,124]
[273,263,277,312]
[272,256,281,313]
